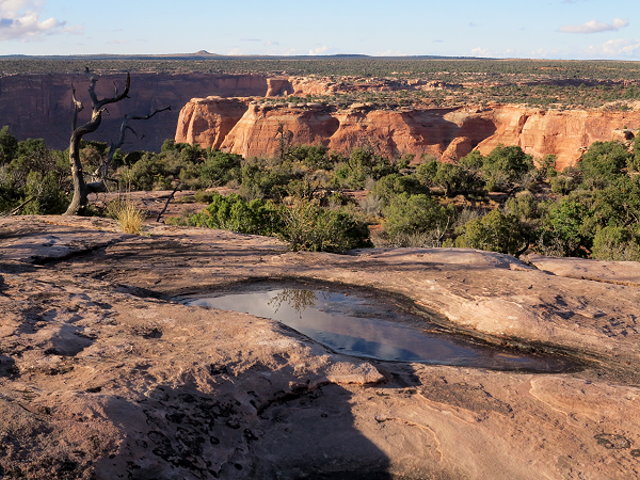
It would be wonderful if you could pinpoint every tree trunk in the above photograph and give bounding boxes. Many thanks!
[63,72,130,216]
[65,128,89,215]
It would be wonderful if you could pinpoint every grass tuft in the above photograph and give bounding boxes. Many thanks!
[112,200,146,234]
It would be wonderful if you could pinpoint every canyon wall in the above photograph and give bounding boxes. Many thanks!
[4,71,640,166]
[176,98,497,161]
[0,73,271,150]
[475,106,640,169]
[176,98,640,168]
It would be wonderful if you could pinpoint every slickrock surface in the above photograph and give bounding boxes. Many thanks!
[1,215,639,479]
[526,254,640,287]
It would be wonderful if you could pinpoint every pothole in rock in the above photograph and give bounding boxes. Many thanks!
[180,281,578,373]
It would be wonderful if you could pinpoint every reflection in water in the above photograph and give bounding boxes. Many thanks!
[268,288,316,317]
[184,283,574,372]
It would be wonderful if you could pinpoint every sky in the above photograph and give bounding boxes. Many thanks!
[1,0,640,60]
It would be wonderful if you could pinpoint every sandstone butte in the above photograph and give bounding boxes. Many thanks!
[2,215,640,479]
[176,96,640,170]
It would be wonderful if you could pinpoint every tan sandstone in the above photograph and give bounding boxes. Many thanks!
[1,215,639,479]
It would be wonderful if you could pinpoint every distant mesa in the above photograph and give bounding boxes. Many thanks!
[192,50,218,57]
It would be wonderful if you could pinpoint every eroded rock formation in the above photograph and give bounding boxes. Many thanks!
[176,99,498,161]
[1,215,640,479]
[5,70,638,165]
[176,98,640,168]
[475,106,640,169]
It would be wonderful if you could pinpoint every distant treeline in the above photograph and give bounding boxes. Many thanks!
[2,57,640,80]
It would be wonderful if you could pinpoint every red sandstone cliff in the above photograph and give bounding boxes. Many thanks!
[0,73,271,150]
[475,106,640,169]
[175,97,249,150]
[175,98,640,168]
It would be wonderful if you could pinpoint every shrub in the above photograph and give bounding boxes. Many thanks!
[280,199,372,252]
[0,126,18,164]
[591,226,640,261]
[371,173,426,206]
[549,173,579,195]
[287,144,333,170]
[578,141,630,189]
[480,145,534,192]
[199,151,242,187]
[630,133,640,171]
[458,150,485,171]
[536,195,592,257]
[333,147,399,189]
[189,193,284,236]
[382,193,454,246]
[22,170,69,215]
[588,176,640,230]
[433,162,485,197]
[414,159,438,186]
[453,209,526,255]
[239,161,297,200]
[504,191,543,241]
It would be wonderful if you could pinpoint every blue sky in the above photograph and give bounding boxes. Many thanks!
[1,0,639,60]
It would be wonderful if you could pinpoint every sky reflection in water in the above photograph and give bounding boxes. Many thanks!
[185,285,572,372]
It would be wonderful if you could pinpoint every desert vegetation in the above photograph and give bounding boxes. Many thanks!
[3,57,640,110]
[2,121,639,259]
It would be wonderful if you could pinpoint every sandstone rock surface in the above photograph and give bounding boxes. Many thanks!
[176,102,498,162]
[1,215,640,479]
[4,70,638,167]
[176,99,640,168]
[475,106,640,169]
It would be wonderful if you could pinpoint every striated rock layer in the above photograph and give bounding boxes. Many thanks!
[0,73,422,151]
[475,105,640,169]
[0,73,272,150]
[176,98,640,168]
[1,215,640,479]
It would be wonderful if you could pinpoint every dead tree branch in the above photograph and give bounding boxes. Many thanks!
[89,105,171,192]
[156,181,181,223]
[64,70,130,215]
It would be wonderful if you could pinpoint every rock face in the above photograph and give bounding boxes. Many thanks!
[176,98,640,167]
[0,73,409,151]
[475,106,640,169]
[1,215,640,479]
[176,101,497,161]
[0,73,271,150]
[175,97,249,150]
[5,70,639,165]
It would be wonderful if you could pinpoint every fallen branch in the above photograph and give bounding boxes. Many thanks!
[156,183,182,222]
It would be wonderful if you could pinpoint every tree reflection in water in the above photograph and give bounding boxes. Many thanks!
[267,288,317,318]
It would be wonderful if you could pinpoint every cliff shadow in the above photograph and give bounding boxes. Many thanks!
[401,108,497,158]
[94,369,394,479]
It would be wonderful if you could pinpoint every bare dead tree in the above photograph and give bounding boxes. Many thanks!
[92,106,171,186]
[64,71,131,215]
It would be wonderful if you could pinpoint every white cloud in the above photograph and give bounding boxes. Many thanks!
[471,47,490,57]
[586,38,640,58]
[308,45,330,55]
[0,0,68,40]
[560,17,629,34]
